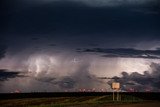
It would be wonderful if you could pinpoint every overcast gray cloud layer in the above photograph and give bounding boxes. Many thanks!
[78,48,160,59]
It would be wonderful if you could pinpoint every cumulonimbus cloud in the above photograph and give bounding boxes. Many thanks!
[33,62,106,90]
[110,63,160,91]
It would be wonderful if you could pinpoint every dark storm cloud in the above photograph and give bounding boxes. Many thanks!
[78,48,160,59]
[111,63,160,91]
[35,76,76,89]
[0,69,22,81]
[48,44,56,47]
[31,37,40,41]
[58,77,76,89]
[21,0,160,6]
[0,43,7,60]
[3,0,160,40]
[0,37,7,59]
[0,0,160,93]
[0,0,159,53]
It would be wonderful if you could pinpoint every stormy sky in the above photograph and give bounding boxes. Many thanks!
[0,0,160,92]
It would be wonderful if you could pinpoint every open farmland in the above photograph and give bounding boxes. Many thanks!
[0,92,160,107]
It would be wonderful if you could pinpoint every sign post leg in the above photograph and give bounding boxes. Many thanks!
[113,90,115,101]
[117,90,119,101]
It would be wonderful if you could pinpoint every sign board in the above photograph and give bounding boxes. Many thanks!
[112,82,120,90]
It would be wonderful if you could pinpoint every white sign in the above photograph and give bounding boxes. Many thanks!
[112,82,120,90]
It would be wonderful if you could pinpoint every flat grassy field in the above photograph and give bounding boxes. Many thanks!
[0,93,160,107]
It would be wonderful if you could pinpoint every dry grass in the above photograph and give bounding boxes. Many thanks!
[0,95,157,107]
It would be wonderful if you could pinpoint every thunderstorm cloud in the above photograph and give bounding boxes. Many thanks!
[0,0,160,92]
[111,63,160,91]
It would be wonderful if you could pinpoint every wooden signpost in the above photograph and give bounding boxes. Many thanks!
[98,77,121,101]
[112,82,120,101]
